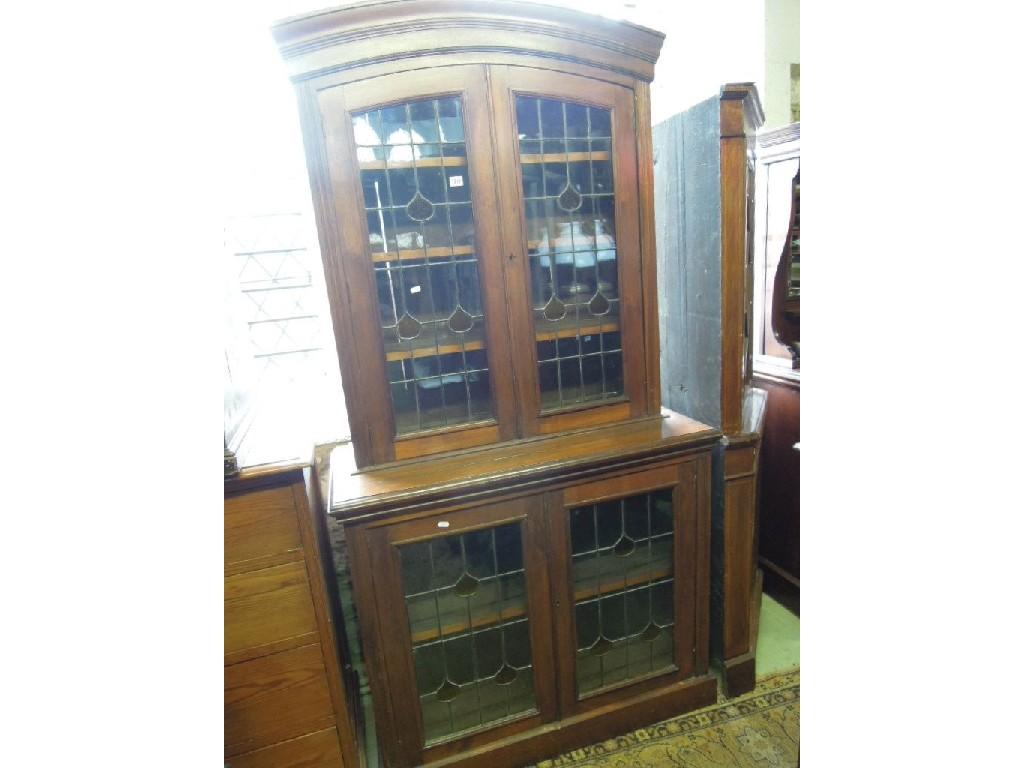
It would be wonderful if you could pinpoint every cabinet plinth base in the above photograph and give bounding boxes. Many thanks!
[722,653,756,697]
[428,675,718,768]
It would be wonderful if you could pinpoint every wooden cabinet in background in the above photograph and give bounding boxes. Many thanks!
[751,123,800,607]
[225,464,361,768]
[654,84,766,695]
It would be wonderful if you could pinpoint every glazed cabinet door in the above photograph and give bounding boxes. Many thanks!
[547,461,708,714]
[490,67,650,436]
[355,497,557,767]
[313,65,516,466]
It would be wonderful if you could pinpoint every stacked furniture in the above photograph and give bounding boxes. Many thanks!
[653,84,767,695]
[224,460,361,767]
[270,2,725,766]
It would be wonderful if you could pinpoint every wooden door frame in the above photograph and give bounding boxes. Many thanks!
[545,458,708,717]
[488,65,651,437]
[353,496,559,766]
[309,64,518,467]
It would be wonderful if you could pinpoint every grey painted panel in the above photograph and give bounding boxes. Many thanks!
[654,96,722,428]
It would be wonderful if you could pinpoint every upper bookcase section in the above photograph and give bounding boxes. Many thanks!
[271,0,665,83]
[273,1,667,468]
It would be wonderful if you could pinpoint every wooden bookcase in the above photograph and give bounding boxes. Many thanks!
[330,414,717,768]
[273,0,664,469]
[271,2,720,765]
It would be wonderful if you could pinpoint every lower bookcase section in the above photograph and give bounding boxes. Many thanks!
[330,417,717,767]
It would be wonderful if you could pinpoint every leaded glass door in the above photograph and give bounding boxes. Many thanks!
[490,67,652,437]
[361,497,557,765]
[316,65,517,466]
[549,462,702,713]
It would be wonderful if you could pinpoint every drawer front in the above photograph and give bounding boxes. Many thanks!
[225,561,318,663]
[225,486,303,573]
[226,726,344,768]
[225,643,336,757]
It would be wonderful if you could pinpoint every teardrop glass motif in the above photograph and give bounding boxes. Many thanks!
[406,191,434,222]
[448,305,473,333]
[588,635,613,657]
[543,294,567,321]
[396,312,422,340]
[588,290,611,316]
[639,622,661,643]
[435,679,460,702]
[613,535,635,558]
[494,663,518,685]
[453,571,479,597]
[556,182,582,212]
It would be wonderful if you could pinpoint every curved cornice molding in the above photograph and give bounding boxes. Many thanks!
[272,0,665,82]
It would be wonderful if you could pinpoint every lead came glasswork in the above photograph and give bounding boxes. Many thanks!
[352,96,493,434]
[515,96,623,411]
[399,523,537,744]
[569,488,675,696]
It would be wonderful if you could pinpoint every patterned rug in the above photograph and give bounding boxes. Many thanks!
[537,670,799,767]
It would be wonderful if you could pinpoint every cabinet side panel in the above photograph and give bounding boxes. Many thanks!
[296,82,387,466]
[653,97,722,428]
[635,82,659,414]
[719,101,750,434]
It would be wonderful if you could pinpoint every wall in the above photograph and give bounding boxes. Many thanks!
[764,0,800,128]
[550,0,767,125]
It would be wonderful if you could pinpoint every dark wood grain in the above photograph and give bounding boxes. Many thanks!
[346,527,404,768]
[276,5,671,468]
[295,473,362,768]
[331,410,717,521]
[487,65,648,437]
[752,371,800,596]
[422,675,716,768]
[336,430,715,765]
[635,81,662,417]
[718,84,763,435]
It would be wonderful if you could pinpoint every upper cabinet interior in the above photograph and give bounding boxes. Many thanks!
[273,0,665,468]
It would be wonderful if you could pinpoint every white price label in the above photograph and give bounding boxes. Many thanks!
[448,175,464,188]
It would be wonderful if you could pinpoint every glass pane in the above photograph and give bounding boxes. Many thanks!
[351,97,493,435]
[515,96,622,412]
[399,522,538,745]
[569,487,675,697]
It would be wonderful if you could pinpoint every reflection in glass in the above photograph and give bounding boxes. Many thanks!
[352,97,493,434]
[515,96,623,411]
[569,488,675,696]
[399,522,537,744]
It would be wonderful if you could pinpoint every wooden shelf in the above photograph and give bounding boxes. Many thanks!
[359,156,467,170]
[520,151,610,165]
[534,312,619,342]
[411,603,527,645]
[574,565,672,604]
[385,338,486,362]
[383,309,619,361]
[372,245,475,264]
